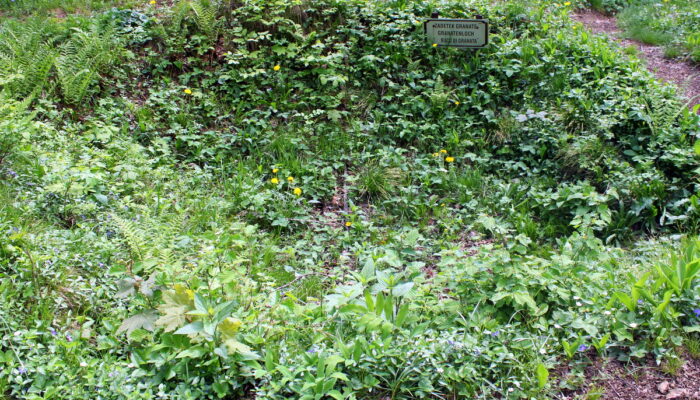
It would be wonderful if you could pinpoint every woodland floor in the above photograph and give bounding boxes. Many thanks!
[561,355,700,400]
[572,9,700,113]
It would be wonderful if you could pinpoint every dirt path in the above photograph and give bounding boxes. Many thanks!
[572,10,700,112]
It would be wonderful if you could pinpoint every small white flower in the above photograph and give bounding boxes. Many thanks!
[604,311,612,316]
[437,368,444,373]
[80,362,88,367]
[127,363,135,368]
[554,324,562,329]
[630,323,638,328]
[539,348,546,354]
[508,387,515,393]
[576,301,583,307]
[13,331,21,337]
[484,330,492,335]
[573,296,580,300]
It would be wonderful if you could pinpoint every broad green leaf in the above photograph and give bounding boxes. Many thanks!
[392,282,414,297]
[536,363,548,388]
[512,292,537,312]
[395,303,409,327]
[176,346,208,359]
[174,321,204,335]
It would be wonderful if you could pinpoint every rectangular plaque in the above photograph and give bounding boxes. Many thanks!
[424,19,489,48]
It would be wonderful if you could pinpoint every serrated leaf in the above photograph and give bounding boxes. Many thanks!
[115,278,135,298]
[218,317,242,339]
[224,339,251,354]
[156,286,193,332]
[116,310,158,335]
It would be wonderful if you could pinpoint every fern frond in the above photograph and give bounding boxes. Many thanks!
[112,215,149,262]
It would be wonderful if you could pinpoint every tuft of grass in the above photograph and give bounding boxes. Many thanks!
[583,384,605,400]
[663,46,682,59]
[660,354,684,376]
[354,161,402,201]
[686,335,700,359]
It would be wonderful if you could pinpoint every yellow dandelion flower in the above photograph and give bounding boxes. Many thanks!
[273,65,281,71]
[432,43,438,48]
[454,101,460,105]
[432,152,439,157]
[287,176,294,182]
[293,187,302,196]
[345,221,352,227]
[270,178,279,184]
[439,149,447,154]
[445,156,455,163]
[272,168,279,173]
[149,0,156,4]
[564,1,571,5]
[184,88,192,95]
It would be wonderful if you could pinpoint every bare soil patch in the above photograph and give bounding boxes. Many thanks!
[572,9,700,112]
[557,353,700,400]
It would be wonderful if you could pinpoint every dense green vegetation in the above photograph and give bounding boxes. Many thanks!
[1,0,700,398]
[583,0,700,62]
[618,0,700,62]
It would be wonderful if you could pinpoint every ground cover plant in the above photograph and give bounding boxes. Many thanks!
[617,0,700,62]
[1,0,700,399]
[583,0,700,62]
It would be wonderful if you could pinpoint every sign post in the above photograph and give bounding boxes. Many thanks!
[424,19,489,48]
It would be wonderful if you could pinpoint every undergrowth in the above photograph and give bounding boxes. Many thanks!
[1,0,700,399]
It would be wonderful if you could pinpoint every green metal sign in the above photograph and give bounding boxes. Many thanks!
[424,19,489,48]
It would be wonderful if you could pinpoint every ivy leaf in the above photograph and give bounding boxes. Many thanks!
[117,310,158,335]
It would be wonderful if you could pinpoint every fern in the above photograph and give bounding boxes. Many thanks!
[55,26,119,104]
[112,215,149,262]
[0,19,123,104]
[0,21,57,97]
[189,0,222,40]
[170,0,221,42]
[112,213,188,273]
